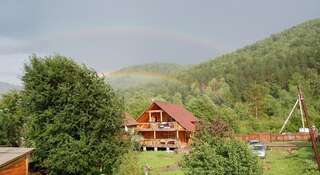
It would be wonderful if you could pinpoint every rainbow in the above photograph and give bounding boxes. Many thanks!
[99,70,184,85]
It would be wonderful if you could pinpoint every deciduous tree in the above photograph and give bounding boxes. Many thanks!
[23,55,127,174]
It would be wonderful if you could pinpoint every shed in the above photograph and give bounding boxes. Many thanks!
[123,113,138,133]
[0,147,34,175]
[123,113,138,127]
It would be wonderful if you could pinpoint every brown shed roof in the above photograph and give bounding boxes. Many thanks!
[0,147,34,168]
[123,113,138,126]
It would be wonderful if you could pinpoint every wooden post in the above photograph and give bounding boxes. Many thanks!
[279,98,299,134]
[26,155,29,175]
[149,111,151,122]
[176,130,179,139]
[154,130,156,139]
[160,111,163,123]
[298,87,320,171]
[298,94,305,128]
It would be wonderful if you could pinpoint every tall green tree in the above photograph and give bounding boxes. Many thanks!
[186,95,216,121]
[0,91,24,147]
[23,55,127,175]
[125,91,150,118]
[245,83,268,119]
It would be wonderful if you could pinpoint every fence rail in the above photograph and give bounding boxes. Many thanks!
[136,122,178,131]
[140,139,179,148]
[234,132,310,143]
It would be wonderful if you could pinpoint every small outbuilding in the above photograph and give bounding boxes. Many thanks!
[0,147,34,175]
[123,113,138,133]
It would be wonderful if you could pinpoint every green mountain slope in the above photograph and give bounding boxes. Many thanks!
[178,18,320,99]
[123,18,320,133]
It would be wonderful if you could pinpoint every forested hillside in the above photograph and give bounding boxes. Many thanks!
[105,63,186,89]
[121,18,320,133]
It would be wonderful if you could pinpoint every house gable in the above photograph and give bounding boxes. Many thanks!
[136,103,177,123]
[136,101,197,131]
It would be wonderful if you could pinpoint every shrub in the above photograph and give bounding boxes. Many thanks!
[183,120,262,175]
[115,152,143,175]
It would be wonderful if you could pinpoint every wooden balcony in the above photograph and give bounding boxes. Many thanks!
[136,122,179,131]
[140,139,180,148]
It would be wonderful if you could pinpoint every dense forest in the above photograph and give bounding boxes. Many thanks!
[114,18,320,133]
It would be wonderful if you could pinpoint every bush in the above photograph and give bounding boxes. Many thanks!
[182,121,262,175]
[303,159,320,175]
[130,134,143,151]
[115,152,143,175]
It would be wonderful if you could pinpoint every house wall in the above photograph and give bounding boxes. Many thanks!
[138,112,149,123]
[0,156,28,175]
[179,131,187,143]
[156,131,176,139]
[141,131,155,139]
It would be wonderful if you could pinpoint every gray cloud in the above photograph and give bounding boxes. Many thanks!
[0,0,319,85]
[0,27,221,70]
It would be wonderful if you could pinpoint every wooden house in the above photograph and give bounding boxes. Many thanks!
[136,101,198,150]
[0,147,34,175]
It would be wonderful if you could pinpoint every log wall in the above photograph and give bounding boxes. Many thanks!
[0,156,28,175]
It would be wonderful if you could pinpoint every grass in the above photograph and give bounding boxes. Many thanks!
[263,146,318,175]
[137,143,318,175]
[137,151,184,175]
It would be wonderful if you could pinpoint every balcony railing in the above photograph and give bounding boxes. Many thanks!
[140,139,179,148]
[136,122,178,131]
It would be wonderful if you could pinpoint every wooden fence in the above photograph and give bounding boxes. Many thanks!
[235,132,310,143]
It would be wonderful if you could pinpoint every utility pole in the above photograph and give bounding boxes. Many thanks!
[298,86,320,170]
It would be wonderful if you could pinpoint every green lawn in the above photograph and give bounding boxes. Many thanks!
[263,146,318,175]
[137,145,318,175]
[137,151,184,175]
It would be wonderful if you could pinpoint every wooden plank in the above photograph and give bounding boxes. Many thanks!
[148,110,163,113]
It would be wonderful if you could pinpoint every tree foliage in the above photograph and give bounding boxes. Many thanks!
[22,55,127,174]
[183,121,262,175]
[0,91,24,146]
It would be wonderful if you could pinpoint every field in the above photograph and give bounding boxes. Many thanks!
[137,143,318,175]
[137,151,184,175]
[263,146,317,175]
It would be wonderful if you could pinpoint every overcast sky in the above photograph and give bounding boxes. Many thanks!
[0,0,319,85]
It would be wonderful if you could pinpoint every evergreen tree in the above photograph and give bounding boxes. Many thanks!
[23,55,127,174]
[245,83,268,119]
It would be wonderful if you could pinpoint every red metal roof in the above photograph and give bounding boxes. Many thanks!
[153,101,198,131]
